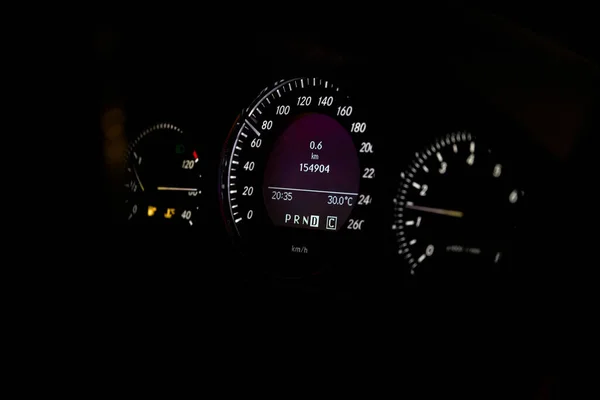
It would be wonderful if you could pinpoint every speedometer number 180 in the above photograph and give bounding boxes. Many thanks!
[221,77,377,257]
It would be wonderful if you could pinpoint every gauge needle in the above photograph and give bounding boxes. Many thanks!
[157,187,199,192]
[132,165,145,192]
[245,119,261,137]
[406,203,464,218]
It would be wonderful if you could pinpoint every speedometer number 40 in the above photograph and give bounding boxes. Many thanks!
[222,77,377,256]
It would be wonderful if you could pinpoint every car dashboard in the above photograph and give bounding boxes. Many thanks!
[96,10,598,321]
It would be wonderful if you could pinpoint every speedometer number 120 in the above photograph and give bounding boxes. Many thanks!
[221,77,378,258]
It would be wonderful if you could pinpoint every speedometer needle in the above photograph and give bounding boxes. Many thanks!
[406,203,464,218]
[157,187,199,192]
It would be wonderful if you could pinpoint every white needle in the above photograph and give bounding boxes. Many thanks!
[157,187,199,192]
[406,204,464,218]
[245,119,261,137]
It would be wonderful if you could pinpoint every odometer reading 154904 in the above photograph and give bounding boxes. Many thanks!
[220,77,377,259]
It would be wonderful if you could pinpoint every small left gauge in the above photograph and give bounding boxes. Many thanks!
[125,123,201,226]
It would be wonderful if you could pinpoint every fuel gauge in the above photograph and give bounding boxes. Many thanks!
[125,123,201,226]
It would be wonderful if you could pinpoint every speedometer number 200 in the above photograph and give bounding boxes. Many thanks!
[223,77,378,256]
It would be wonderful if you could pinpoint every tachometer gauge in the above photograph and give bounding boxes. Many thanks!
[394,132,523,279]
[220,77,377,260]
[125,123,201,226]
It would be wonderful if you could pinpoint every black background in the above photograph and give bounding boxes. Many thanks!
[46,6,598,394]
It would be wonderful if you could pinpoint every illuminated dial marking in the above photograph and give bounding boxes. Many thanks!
[395,132,522,277]
[221,77,377,259]
[125,123,202,226]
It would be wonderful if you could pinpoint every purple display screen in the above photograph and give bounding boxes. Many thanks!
[263,113,360,231]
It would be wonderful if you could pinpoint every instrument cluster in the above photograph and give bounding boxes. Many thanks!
[116,73,535,292]
[101,23,595,298]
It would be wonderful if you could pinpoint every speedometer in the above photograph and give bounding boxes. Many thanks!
[220,77,377,260]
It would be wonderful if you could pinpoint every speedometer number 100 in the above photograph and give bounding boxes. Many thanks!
[223,77,377,251]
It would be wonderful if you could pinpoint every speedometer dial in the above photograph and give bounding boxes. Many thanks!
[394,132,522,279]
[220,77,377,260]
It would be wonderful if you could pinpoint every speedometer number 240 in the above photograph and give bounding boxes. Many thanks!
[221,77,378,257]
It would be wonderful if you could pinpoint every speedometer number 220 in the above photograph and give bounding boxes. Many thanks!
[221,77,377,257]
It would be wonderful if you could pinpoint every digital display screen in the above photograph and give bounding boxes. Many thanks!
[263,113,360,231]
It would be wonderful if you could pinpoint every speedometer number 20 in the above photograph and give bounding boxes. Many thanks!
[221,77,377,256]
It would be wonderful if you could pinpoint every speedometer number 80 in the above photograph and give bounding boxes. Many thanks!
[224,77,375,255]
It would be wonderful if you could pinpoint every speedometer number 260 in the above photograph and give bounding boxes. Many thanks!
[221,77,378,257]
